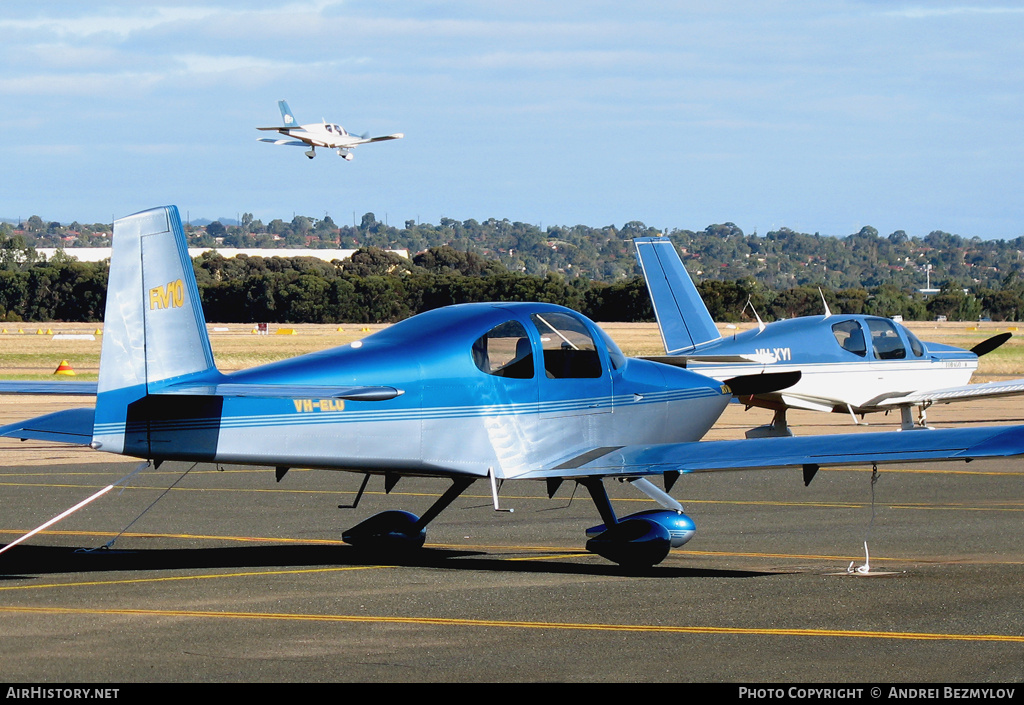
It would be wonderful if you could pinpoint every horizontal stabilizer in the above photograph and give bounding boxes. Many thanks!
[0,407,95,445]
[643,352,777,366]
[524,424,1024,479]
[153,383,404,401]
[0,381,97,395]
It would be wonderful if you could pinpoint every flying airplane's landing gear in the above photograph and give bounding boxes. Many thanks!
[579,477,696,568]
[305,148,316,159]
[337,149,354,161]
[342,477,475,552]
[746,407,793,438]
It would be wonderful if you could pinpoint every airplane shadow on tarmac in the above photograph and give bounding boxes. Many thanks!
[0,542,783,580]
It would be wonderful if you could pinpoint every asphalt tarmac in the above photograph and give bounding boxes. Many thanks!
[2,401,1024,684]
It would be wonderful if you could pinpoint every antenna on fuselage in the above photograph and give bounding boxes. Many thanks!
[742,297,766,333]
[819,288,833,319]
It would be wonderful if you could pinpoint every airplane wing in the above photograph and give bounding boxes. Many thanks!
[257,138,309,147]
[523,424,1024,480]
[869,378,1024,408]
[350,133,404,145]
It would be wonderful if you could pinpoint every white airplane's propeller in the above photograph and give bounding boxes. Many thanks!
[971,332,1012,357]
[722,370,801,397]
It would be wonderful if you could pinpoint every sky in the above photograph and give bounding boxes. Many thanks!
[3,1,1024,240]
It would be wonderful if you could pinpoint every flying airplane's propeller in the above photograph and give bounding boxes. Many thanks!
[723,371,801,397]
[970,332,1012,357]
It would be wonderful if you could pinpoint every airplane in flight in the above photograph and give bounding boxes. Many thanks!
[3,207,1024,569]
[633,236,1024,437]
[256,100,403,160]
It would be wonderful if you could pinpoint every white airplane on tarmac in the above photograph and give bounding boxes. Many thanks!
[257,100,403,160]
[633,236,1024,437]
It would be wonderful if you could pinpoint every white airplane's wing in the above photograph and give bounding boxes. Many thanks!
[523,424,1024,480]
[349,133,404,145]
[871,378,1024,408]
[257,138,309,147]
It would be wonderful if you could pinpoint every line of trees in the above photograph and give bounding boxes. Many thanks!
[9,212,1024,292]
[0,234,1021,324]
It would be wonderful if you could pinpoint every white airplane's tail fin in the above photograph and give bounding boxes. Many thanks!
[633,237,721,354]
[278,99,297,126]
[92,206,218,455]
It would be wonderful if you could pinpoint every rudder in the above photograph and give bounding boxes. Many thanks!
[92,206,217,454]
[634,237,720,354]
[278,100,297,126]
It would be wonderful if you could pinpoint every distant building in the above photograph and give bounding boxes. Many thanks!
[36,247,409,263]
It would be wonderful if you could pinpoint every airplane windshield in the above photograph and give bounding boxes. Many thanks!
[530,312,602,379]
[596,327,626,370]
[900,325,926,357]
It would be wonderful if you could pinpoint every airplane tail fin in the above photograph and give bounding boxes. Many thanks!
[92,206,217,455]
[633,237,720,354]
[278,100,297,126]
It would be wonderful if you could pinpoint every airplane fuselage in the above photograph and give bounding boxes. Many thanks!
[677,314,976,413]
[113,303,731,478]
[278,123,363,150]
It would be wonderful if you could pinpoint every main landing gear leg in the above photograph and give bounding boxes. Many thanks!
[580,477,617,528]
[746,407,793,438]
[342,477,475,551]
[579,477,674,568]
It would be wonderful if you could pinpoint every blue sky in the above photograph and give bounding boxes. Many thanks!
[3,1,1023,239]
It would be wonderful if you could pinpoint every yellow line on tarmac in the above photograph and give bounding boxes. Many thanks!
[3,605,1023,643]
[0,565,391,592]
[0,528,348,543]
[5,531,1023,566]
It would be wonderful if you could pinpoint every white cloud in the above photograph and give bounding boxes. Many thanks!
[883,6,1024,19]
[0,1,346,39]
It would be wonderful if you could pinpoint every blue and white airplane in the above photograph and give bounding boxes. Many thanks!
[257,100,403,160]
[634,236,1024,437]
[4,208,1024,568]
